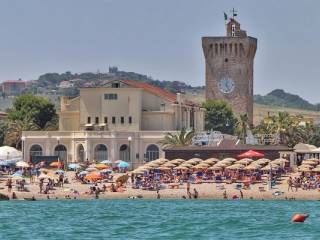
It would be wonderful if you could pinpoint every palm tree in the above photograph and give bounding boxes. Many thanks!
[159,128,194,148]
[236,114,249,143]
[5,118,39,149]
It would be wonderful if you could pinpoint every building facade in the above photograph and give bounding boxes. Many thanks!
[202,17,257,123]
[1,79,26,96]
[23,79,205,168]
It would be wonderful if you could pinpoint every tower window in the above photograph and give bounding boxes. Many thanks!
[112,117,116,124]
[111,82,120,88]
[225,58,228,63]
[95,117,99,124]
[121,116,124,124]
[87,117,91,124]
[104,93,118,100]
[104,117,108,124]
[129,116,132,124]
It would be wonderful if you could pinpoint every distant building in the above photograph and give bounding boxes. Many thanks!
[58,81,74,89]
[23,79,205,168]
[1,79,26,96]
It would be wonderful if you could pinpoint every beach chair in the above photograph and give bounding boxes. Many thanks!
[259,186,265,192]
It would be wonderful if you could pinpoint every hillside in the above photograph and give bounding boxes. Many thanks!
[254,89,320,111]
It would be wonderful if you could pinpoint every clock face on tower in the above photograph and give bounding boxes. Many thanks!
[218,77,235,94]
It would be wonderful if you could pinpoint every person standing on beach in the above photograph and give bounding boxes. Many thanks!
[223,190,227,199]
[287,177,293,192]
[240,190,243,199]
[193,188,199,199]
[187,181,191,195]
[6,179,12,193]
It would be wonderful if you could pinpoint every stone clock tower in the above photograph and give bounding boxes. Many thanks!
[202,16,257,123]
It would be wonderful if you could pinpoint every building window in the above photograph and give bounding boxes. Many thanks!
[129,116,132,124]
[95,117,99,124]
[121,116,124,124]
[111,82,120,88]
[104,93,118,100]
[87,117,91,124]
[112,117,116,124]
[104,117,108,124]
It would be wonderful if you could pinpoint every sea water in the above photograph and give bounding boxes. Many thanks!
[0,200,319,240]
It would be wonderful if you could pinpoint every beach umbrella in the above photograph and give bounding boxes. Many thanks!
[145,162,160,167]
[203,158,219,164]
[298,166,312,172]
[302,160,318,166]
[174,166,189,170]
[217,160,232,166]
[214,162,227,168]
[208,166,223,171]
[193,164,207,170]
[261,164,279,171]
[237,158,254,165]
[272,158,289,164]
[312,167,320,172]
[118,161,130,168]
[305,158,319,162]
[50,162,63,168]
[100,160,112,164]
[95,163,108,170]
[79,171,89,176]
[16,161,29,168]
[255,158,271,165]
[115,160,124,164]
[244,164,261,170]
[86,167,98,172]
[221,158,237,163]
[194,163,210,168]
[15,161,28,168]
[85,172,102,181]
[170,159,184,165]
[238,150,264,158]
[140,165,153,170]
[179,163,193,168]
[152,158,169,164]
[226,164,245,170]
[157,166,171,171]
[132,169,146,175]
[162,162,176,168]
[38,173,49,179]
[68,163,81,170]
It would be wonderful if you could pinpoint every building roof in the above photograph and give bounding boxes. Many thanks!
[121,79,177,102]
[3,80,26,84]
[164,144,292,152]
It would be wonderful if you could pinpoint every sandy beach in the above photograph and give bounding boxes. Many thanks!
[1,171,320,201]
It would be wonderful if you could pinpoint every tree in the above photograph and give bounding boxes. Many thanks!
[5,118,39,149]
[159,128,194,148]
[236,114,250,143]
[202,100,237,134]
[0,121,8,147]
[8,94,57,129]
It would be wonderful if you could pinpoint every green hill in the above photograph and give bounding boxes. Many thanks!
[254,89,320,111]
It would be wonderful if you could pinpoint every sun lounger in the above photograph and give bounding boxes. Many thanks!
[259,186,265,192]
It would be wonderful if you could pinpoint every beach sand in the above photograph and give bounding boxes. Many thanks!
[1,172,320,201]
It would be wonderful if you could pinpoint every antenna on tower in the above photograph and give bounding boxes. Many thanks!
[230,8,238,20]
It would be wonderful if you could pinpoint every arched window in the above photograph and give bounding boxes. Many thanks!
[30,144,43,157]
[54,144,68,163]
[145,145,159,162]
[94,144,108,162]
[119,144,130,162]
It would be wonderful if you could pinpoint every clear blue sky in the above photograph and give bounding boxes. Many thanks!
[1,0,319,103]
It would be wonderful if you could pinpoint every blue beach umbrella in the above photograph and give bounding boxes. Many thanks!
[118,161,130,168]
[68,163,81,170]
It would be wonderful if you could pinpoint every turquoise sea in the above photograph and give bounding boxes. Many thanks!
[0,200,319,240]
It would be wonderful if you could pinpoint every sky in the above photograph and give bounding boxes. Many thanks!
[0,0,320,103]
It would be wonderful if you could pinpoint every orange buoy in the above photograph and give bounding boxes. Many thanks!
[292,214,309,222]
